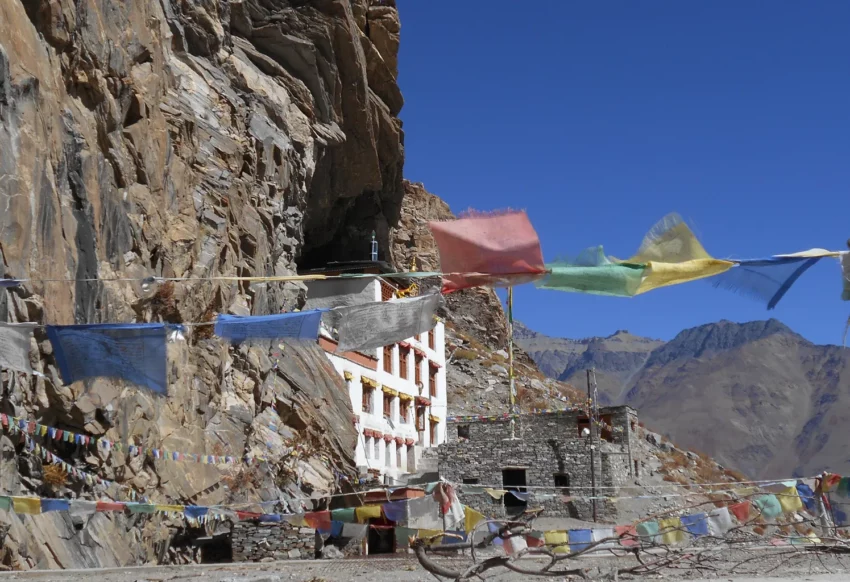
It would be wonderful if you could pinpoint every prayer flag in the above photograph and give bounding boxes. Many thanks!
[615,525,639,547]
[796,482,817,514]
[336,294,441,354]
[184,506,209,520]
[40,499,70,513]
[537,246,645,297]
[331,508,357,523]
[777,486,803,514]
[0,323,36,374]
[304,511,332,534]
[568,529,593,553]
[70,500,96,519]
[636,521,660,545]
[47,323,169,394]
[96,501,126,512]
[342,523,368,540]
[707,507,733,536]
[712,255,825,310]
[214,310,326,343]
[12,497,41,515]
[754,495,782,519]
[728,500,751,522]
[381,501,407,523]
[658,518,687,545]
[544,530,569,554]
[680,513,709,537]
[429,210,546,292]
[464,507,485,534]
[354,505,382,523]
[127,503,156,514]
[591,527,617,549]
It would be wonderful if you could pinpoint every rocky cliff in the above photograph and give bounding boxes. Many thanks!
[0,0,405,569]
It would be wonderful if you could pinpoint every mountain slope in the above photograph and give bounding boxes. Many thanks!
[517,320,850,479]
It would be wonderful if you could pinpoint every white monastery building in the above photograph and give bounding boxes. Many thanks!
[302,261,447,484]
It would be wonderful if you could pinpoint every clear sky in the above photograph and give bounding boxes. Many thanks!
[397,1,850,346]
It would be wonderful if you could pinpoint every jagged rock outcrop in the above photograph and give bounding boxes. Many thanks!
[0,0,405,569]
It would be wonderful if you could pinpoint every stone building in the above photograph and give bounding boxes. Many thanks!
[438,406,640,521]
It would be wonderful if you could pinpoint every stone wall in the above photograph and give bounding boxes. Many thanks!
[231,522,316,562]
[439,407,639,520]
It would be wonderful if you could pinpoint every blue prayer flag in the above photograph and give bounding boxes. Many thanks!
[711,257,821,310]
[41,499,70,513]
[46,324,169,394]
[214,310,327,343]
[680,513,709,537]
[381,500,407,523]
[0,279,21,288]
[184,506,209,519]
[258,513,282,523]
[569,529,593,553]
[797,482,817,514]
[330,520,344,537]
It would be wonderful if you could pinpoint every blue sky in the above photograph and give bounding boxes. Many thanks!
[397,1,850,346]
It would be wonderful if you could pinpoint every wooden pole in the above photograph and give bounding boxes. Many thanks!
[508,287,516,439]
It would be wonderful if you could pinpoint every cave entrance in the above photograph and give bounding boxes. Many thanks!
[198,534,233,564]
[367,517,395,555]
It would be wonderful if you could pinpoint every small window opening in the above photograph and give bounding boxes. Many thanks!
[462,477,479,485]
[553,474,570,495]
[502,468,527,510]
[457,424,470,439]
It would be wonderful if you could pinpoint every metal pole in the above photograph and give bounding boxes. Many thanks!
[508,287,516,439]
[587,369,597,522]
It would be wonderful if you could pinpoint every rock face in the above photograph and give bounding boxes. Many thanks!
[0,0,404,569]
[517,319,850,479]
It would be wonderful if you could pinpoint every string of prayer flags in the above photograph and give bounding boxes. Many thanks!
[335,293,441,353]
[0,323,36,374]
[46,323,170,395]
[537,246,646,297]
[429,210,546,293]
[214,310,327,343]
[710,253,830,310]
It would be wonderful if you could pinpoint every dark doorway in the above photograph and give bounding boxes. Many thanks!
[367,517,395,554]
[502,468,527,510]
[200,535,233,563]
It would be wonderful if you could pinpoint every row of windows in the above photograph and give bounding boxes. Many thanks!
[461,473,571,495]
[381,344,439,396]
[364,437,417,470]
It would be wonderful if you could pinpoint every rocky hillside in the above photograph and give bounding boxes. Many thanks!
[390,181,584,416]
[517,319,850,480]
[0,0,406,569]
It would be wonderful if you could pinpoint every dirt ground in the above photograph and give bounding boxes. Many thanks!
[0,547,848,582]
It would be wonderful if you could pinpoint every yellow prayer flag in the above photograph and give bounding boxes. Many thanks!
[778,486,803,514]
[544,530,569,554]
[464,507,485,533]
[634,260,734,294]
[12,497,41,515]
[285,514,308,527]
[419,529,443,545]
[659,517,687,545]
[355,505,382,522]
[155,504,185,513]
[484,488,507,500]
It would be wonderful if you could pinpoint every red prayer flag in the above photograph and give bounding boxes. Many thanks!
[304,510,331,533]
[615,525,639,547]
[96,501,126,512]
[728,500,751,522]
[429,210,546,293]
[236,511,260,521]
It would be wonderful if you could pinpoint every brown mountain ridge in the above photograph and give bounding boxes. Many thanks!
[516,319,850,480]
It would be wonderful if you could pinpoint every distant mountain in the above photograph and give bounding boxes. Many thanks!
[516,319,850,479]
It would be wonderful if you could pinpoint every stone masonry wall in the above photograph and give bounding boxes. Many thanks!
[232,522,316,562]
[439,407,639,521]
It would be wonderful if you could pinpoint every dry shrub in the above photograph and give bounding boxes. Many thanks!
[150,281,183,323]
[752,525,766,536]
[723,468,748,482]
[663,474,688,486]
[453,348,478,361]
[43,464,68,488]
